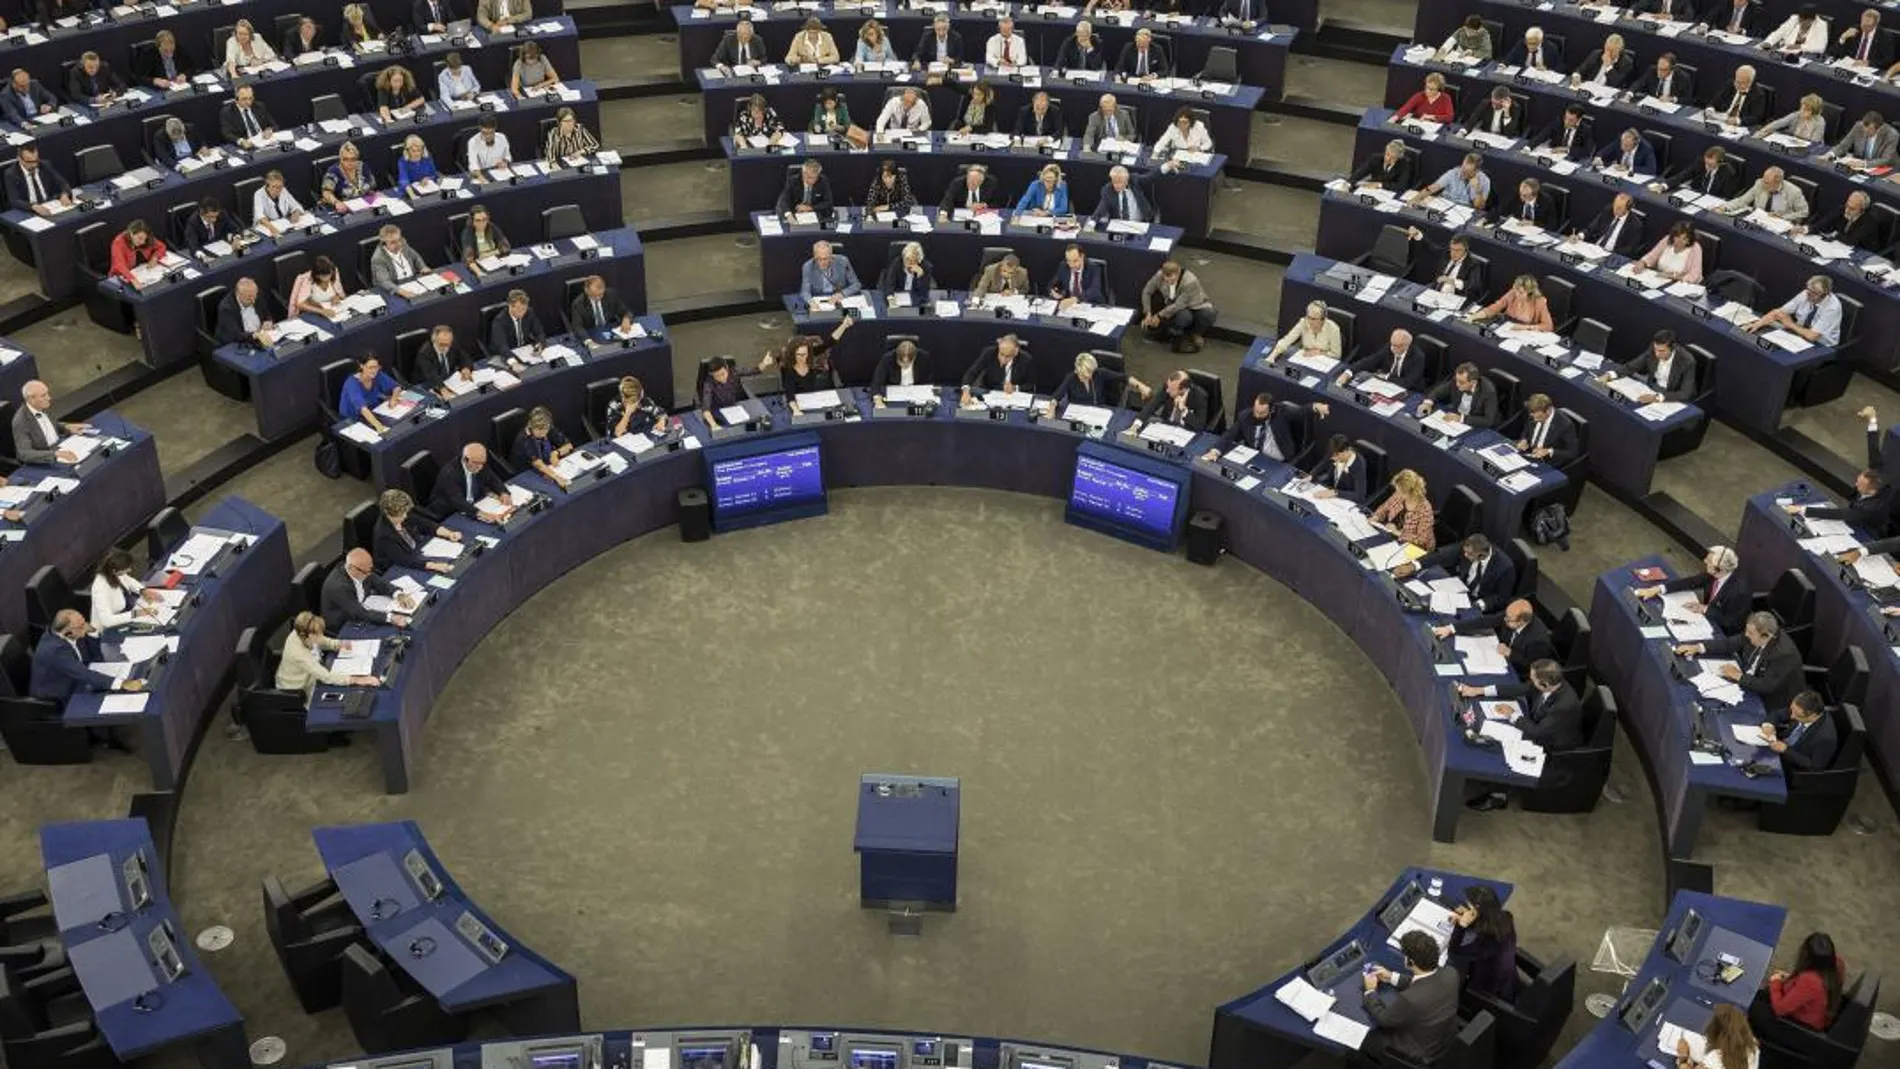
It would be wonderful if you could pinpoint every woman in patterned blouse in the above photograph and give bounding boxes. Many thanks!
[1370,468,1437,552]
[544,106,602,161]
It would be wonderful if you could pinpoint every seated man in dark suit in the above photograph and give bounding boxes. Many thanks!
[1516,393,1580,467]
[1699,0,1761,35]
[870,340,931,402]
[1339,327,1430,393]
[0,68,60,124]
[1045,243,1104,307]
[939,164,999,214]
[4,142,72,213]
[1495,176,1556,228]
[413,325,474,397]
[1636,545,1749,635]
[65,52,124,106]
[1405,230,1486,301]
[958,334,1031,405]
[1830,9,1894,67]
[151,117,210,167]
[1788,467,1894,533]
[1501,28,1562,70]
[218,85,279,148]
[1308,434,1367,504]
[1801,190,1883,252]
[775,158,834,219]
[30,609,146,705]
[1349,138,1415,191]
[570,274,634,335]
[1015,91,1065,138]
[911,13,964,68]
[713,19,767,67]
[430,442,515,522]
[412,0,463,32]
[1594,127,1658,174]
[1763,691,1840,770]
[1660,144,1741,199]
[1132,369,1206,432]
[214,278,278,348]
[180,197,236,254]
[320,549,414,633]
[1606,329,1696,402]
[132,30,197,89]
[1114,28,1171,79]
[1434,598,1556,680]
[1202,392,1298,463]
[488,288,547,354]
[1456,659,1587,810]
[1629,51,1694,103]
[1528,104,1594,161]
[1421,362,1500,429]
[1461,86,1525,138]
[1401,533,1517,614]
[1361,931,1464,1063]
[1090,166,1156,226]
[1576,192,1644,257]
[1674,612,1805,712]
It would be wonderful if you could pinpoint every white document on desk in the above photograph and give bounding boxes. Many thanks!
[1138,422,1196,447]
[168,532,229,575]
[1387,898,1456,959]
[1803,517,1853,537]
[1314,1012,1370,1050]
[100,693,150,714]
[1062,403,1113,429]
[117,636,178,664]
[421,537,461,560]
[88,662,134,684]
[1730,723,1772,747]
[1659,1024,1708,1064]
[1273,976,1334,1023]
[331,639,380,676]
[1504,738,1547,778]
[1855,555,1900,588]
[1763,329,1814,354]
[885,385,936,405]
[340,422,382,444]
[1454,637,1508,675]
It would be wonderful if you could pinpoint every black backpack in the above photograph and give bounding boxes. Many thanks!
[313,437,341,479]
[1531,502,1570,550]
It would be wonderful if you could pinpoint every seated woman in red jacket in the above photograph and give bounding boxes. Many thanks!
[1392,72,1455,124]
[1758,932,1846,1032]
[109,219,168,287]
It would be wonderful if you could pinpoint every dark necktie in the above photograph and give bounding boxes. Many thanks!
[1137,50,1146,75]
[514,317,524,345]
[1799,302,1817,328]
[1120,189,1132,218]
[593,299,604,325]
[1523,201,1534,220]
[25,168,43,204]
[398,523,415,549]
[242,108,260,138]
[1071,269,1081,294]
[1859,34,1871,62]
[1530,47,1540,68]
[1391,353,1404,378]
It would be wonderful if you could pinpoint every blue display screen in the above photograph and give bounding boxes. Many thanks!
[710,444,824,517]
[1068,454,1182,541]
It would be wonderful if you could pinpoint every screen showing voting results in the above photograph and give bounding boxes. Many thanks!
[706,433,827,529]
[1065,444,1190,550]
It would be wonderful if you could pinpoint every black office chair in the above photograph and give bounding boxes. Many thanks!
[1458,951,1575,1069]
[1751,568,1816,657]
[1540,183,1570,231]
[1199,45,1238,83]
[73,222,132,335]
[542,203,585,241]
[583,377,622,441]
[272,250,310,310]
[1552,408,1590,514]
[1435,485,1483,548]
[311,93,349,124]
[1481,368,1520,417]
[489,407,530,475]
[1187,370,1225,435]
[1803,644,1869,710]
[234,627,331,756]
[401,450,443,521]
[1386,1010,1495,1069]
[292,561,328,617]
[138,113,175,167]
[561,277,589,335]
[1354,439,1388,501]
[1087,255,1115,305]
[356,235,383,289]
[1501,538,1539,600]
[0,634,29,698]
[338,944,468,1054]
[1355,225,1414,277]
[1553,607,1591,693]
[1705,270,1761,309]
[1540,276,1576,334]
[72,145,123,186]
[392,328,431,386]
[1757,703,1864,837]
[25,568,83,646]
[143,507,190,561]
[1324,307,1356,357]
[1571,318,1611,358]
[319,359,373,482]
[1658,343,1717,459]
[1521,683,1617,814]
[1755,971,1880,1069]
[262,873,363,1013]
[0,696,87,766]
[0,967,114,1069]
[342,500,378,553]
[165,200,198,248]
[210,23,236,60]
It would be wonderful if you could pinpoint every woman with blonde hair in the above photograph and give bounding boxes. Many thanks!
[275,612,380,701]
[1371,469,1436,551]
[1760,92,1829,143]
[1472,274,1554,332]
[1675,1004,1758,1069]
[855,20,898,66]
[339,3,382,51]
[607,376,669,437]
[223,19,277,77]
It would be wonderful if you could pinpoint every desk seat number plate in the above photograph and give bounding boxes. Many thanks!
[455,911,509,964]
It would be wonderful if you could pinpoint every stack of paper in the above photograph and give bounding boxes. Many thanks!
[1504,738,1547,777]
[1061,403,1113,429]
[1314,1012,1371,1050]
[331,639,381,676]
[1454,636,1508,675]
[794,389,844,410]
[885,385,936,405]
[1138,422,1195,446]
[1730,723,1772,748]
[1274,976,1335,1022]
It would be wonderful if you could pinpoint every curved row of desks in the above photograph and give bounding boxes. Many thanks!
[1588,555,1783,859]
[751,209,1180,304]
[117,156,625,376]
[344,314,674,490]
[0,0,564,95]
[724,134,1222,238]
[1736,481,1900,816]
[62,496,293,790]
[1242,257,1570,543]
[304,387,1531,838]
[0,23,583,300]
[673,1,1301,80]
[698,64,1265,163]
[313,820,580,1033]
[215,225,642,441]
[0,410,164,639]
[40,818,248,1069]
[1315,191,1840,436]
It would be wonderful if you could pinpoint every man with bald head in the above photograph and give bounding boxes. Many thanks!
[1434,598,1554,679]
[429,442,513,522]
[1722,165,1808,221]
[32,608,145,704]
[1802,189,1881,250]
[13,380,88,464]
[1083,93,1134,152]
[214,277,277,348]
[1340,328,1427,392]
[320,548,413,632]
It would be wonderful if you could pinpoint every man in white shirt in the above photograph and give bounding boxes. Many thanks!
[12,380,87,464]
[985,16,1025,68]
[466,115,512,173]
[875,86,931,134]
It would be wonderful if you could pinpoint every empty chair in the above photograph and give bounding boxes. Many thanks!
[1504,538,1539,599]
[1752,569,1816,656]
[143,507,190,561]
[1199,45,1238,83]
[342,501,378,553]
[1435,485,1483,548]
[1357,225,1413,277]
[262,874,362,1013]
[1804,644,1868,710]
[25,568,82,645]
[292,561,328,616]
[1659,344,1717,459]
[338,944,467,1054]
[1459,951,1575,1069]
[400,451,442,520]
[542,203,585,241]
[73,145,123,186]
[1553,607,1591,693]
[0,967,114,1069]
[1571,318,1611,357]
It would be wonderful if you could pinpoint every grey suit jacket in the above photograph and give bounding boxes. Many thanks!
[1833,122,1900,165]
[370,245,430,289]
[1723,178,1809,221]
[1082,107,1136,152]
[11,403,59,464]
[1363,969,1462,1064]
[1141,269,1213,317]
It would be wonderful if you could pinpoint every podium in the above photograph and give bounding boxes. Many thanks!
[853,774,959,928]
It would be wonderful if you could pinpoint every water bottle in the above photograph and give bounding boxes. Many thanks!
[1428,876,1444,899]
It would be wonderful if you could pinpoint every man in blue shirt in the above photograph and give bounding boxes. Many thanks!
[1414,152,1491,210]
[339,356,401,433]
[799,239,862,302]
[1745,275,1843,347]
